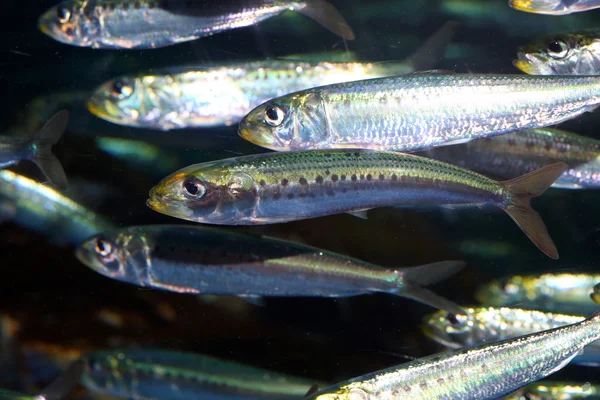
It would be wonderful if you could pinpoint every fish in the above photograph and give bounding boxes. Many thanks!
[422,306,600,366]
[76,225,466,313]
[503,381,600,399]
[82,348,323,400]
[305,309,600,400]
[475,273,600,315]
[147,150,566,258]
[421,128,600,189]
[0,169,115,244]
[514,31,600,75]
[0,110,69,190]
[38,0,354,50]
[510,0,600,15]
[238,72,600,152]
[0,360,84,400]
[86,22,456,130]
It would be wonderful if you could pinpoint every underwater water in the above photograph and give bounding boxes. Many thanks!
[2,0,600,398]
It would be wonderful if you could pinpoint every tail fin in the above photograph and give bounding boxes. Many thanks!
[397,261,466,315]
[499,162,567,260]
[38,359,84,400]
[405,21,459,71]
[29,110,69,190]
[298,0,355,40]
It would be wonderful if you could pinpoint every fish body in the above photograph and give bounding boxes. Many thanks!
[504,381,600,399]
[476,273,600,315]
[0,170,114,244]
[238,73,600,152]
[307,309,600,400]
[0,111,69,190]
[147,150,566,258]
[76,225,465,313]
[38,0,353,50]
[510,0,600,15]
[515,31,600,75]
[82,348,320,400]
[423,306,600,366]
[422,128,600,189]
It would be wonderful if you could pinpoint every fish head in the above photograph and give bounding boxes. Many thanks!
[514,33,594,75]
[82,351,131,398]
[147,160,258,225]
[38,1,101,48]
[76,229,150,285]
[239,92,329,151]
[87,76,145,127]
[475,275,534,306]
[509,0,569,15]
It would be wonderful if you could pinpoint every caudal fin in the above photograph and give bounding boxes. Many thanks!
[38,359,84,400]
[397,260,466,315]
[499,162,567,259]
[30,110,69,190]
[299,0,355,40]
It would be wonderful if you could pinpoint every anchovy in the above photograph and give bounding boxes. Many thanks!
[238,72,600,152]
[423,306,600,366]
[476,273,600,315]
[514,31,600,75]
[503,381,600,399]
[0,110,69,190]
[305,309,600,400]
[38,0,354,50]
[510,0,600,15]
[82,348,323,400]
[86,23,456,130]
[421,128,600,189]
[0,170,115,244]
[76,225,466,313]
[147,150,566,258]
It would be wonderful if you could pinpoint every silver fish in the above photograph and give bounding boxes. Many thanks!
[306,309,600,400]
[510,0,600,15]
[76,225,466,313]
[38,0,354,50]
[238,72,600,152]
[86,22,456,130]
[422,128,600,189]
[0,110,69,190]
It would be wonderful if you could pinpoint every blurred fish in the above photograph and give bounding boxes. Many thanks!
[82,348,323,400]
[476,273,600,314]
[422,128,600,189]
[306,309,600,400]
[503,381,600,399]
[515,31,600,75]
[423,306,600,366]
[0,360,84,400]
[38,0,354,50]
[147,150,566,258]
[76,225,466,313]
[86,22,456,130]
[239,72,600,153]
[0,170,114,244]
[0,110,69,190]
[510,0,600,15]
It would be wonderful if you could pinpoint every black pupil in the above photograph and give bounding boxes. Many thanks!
[57,8,68,20]
[96,239,106,253]
[446,314,459,325]
[112,81,123,95]
[185,182,199,196]
[548,41,564,53]
[266,107,279,121]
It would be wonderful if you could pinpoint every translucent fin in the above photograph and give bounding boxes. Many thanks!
[401,284,466,315]
[38,359,85,400]
[29,110,69,190]
[298,0,355,40]
[499,162,567,259]
[405,21,459,71]
[401,261,466,286]
[237,294,266,307]
[304,384,320,398]
[346,210,369,220]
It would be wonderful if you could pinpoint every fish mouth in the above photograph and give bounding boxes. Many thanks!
[513,52,548,75]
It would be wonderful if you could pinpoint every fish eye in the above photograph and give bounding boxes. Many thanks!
[95,239,113,257]
[182,180,206,200]
[264,105,285,127]
[56,7,71,23]
[110,80,134,99]
[546,40,569,59]
[445,313,460,325]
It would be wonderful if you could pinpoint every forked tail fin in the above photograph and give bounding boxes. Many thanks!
[299,0,355,40]
[499,162,567,259]
[29,110,69,190]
